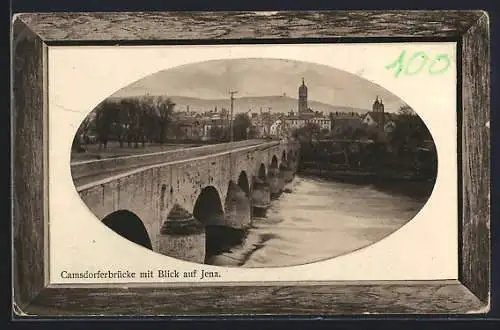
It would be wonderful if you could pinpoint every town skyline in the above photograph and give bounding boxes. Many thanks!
[111,58,406,113]
[108,94,380,115]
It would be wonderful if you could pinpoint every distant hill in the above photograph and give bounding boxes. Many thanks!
[109,95,371,115]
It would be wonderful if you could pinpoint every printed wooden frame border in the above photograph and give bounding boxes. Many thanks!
[11,11,491,317]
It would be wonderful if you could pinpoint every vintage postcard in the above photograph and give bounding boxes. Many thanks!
[46,42,458,286]
[12,10,492,317]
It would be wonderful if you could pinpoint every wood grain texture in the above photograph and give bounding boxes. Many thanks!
[11,10,491,316]
[12,18,47,309]
[460,13,491,304]
[16,11,483,41]
[25,281,484,316]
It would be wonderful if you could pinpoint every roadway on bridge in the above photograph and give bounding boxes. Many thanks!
[72,140,277,189]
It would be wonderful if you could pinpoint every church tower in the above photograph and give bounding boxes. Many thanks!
[372,96,385,113]
[372,96,386,136]
[298,78,308,113]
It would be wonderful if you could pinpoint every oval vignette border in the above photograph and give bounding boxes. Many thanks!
[69,57,439,269]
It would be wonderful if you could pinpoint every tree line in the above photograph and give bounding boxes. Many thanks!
[293,105,436,177]
[72,96,260,152]
[73,95,176,151]
[293,105,432,146]
[202,113,259,141]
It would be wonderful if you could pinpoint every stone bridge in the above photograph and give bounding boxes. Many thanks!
[72,139,300,264]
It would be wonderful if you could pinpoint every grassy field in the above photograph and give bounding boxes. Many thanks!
[71,142,203,162]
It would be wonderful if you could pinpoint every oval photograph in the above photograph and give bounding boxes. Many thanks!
[71,58,438,268]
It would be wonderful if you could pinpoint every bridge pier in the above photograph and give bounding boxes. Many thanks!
[197,183,252,265]
[288,152,299,172]
[224,182,252,229]
[281,161,295,183]
[158,204,205,263]
[269,167,284,199]
[251,177,271,216]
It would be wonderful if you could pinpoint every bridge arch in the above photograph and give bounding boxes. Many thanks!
[237,171,250,197]
[193,186,227,264]
[101,210,153,250]
[193,186,224,225]
[203,180,251,265]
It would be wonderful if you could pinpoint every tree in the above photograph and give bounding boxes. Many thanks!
[328,112,336,130]
[140,100,160,143]
[291,122,321,161]
[72,116,94,152]
[398,104,418,117]
[113,100,130,147]
[80,94,178,152]
[94,100,118,149]
[118,98,142,148]
[247,125,260,139]
[80,117,93,143]
[351,126,369,140]
[292,122,321,142]
[319,128,330,139]
[233,113,252,141]
[209,125,227,141]
[389,104,433,162]
[154,96,175,143]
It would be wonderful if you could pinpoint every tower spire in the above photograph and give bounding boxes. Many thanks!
[298,77,308,113]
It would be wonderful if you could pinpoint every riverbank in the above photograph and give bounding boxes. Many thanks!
[298,169,436,199]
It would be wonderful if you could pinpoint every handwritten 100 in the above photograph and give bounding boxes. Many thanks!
[386,50,451,77]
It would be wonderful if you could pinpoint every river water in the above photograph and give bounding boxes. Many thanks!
[207,175,433,268]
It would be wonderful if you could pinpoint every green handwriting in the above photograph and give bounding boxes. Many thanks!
[386,50,451,77]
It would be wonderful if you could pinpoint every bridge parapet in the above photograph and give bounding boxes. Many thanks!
[71,140,269,186]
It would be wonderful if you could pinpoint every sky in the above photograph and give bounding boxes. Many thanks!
[112,58,406,112]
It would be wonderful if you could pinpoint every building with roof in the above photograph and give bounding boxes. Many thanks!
[201,117,229,141]
[168,116,204,140]
[361,97,397,139]
[270,119,283,138]
[284,78,331,133]
[330,116,364,137]
[298,77,308,114]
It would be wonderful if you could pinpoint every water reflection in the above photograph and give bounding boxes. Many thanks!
[207,175,431,268]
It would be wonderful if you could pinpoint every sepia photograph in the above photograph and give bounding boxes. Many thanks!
[46,42,460,286]
[70,57,438,268]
